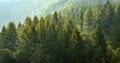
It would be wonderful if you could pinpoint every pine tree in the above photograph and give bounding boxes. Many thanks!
[103,0,114,35]
[110,0,120,48]
[114,0,120,24]
[17,22,38,63]
[83,5,93,32]
[93,0,102,26]
[111,25,120,48]
[33,15,39,25]
[0,25,7,48]
[30,45,46,63]
[25,16,32,26]
[79,7,84,31]
[92,25,108,63]
[70,28,84,63]
[63,20,74,63]
[17,22,22,33]
[18,22,22,29]
[36,17,45,44]
[1,22,17,51]
[53,11,59,24]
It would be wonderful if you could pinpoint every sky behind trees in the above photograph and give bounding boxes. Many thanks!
[0,0,50,29]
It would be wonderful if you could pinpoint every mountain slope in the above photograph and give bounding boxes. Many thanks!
[0,0,114,29]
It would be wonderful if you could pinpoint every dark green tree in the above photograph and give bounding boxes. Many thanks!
[103,0,114,35]
[70,28,84,63]
[83,5,93,32]
[33,15,39,25]
[17,22,38,63]
[0,25,7,48]
[92,25,108,63]
[30,45,47,63]
[111,26,120,48]
[0,49,15,63]
[93,0,102,26]
[53,11,59,24]
[1,22,17,51]
[111,0,120,48]
[25,16,32,26]
[63,20,74,63]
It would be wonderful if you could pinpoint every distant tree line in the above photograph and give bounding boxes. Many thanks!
[0,0,120,63]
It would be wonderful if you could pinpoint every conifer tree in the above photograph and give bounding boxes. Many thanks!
[1,22,17,51]
[33,15,39,25]
[110,0,120,48]
[53,11,59,24]
[17,22,38,63]
[103,0,114,35]
[92,25,108,63]
[0,25,7,48]
[25,16,32,26]
[63,20,74,63]
[93,0,102,26]
[70,28,84,63]
[83,5,93,32]
[30,45,46,63]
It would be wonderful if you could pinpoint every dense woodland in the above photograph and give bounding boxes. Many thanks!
[0,0,120,63]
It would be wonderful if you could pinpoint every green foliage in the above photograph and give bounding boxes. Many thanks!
[0,25,7,48]
[16,22,38,63]
[25,16,32,26]
[0,49,15,63]
[0,0,120,63]
[53,11,59,24]
[111,48,120,63]
[0,22,17,51]
[70,28,85,63]
[92,25,108,63]
[83,5,93,32]
[111,25,120,48]
[33,15,39,25]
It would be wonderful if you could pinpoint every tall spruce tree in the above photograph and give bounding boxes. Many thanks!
[111,0,120,48]
[0,25,7,48]
[33,15,39,25]
[92,25,108,63]
[1,22,17,51]
[17,22,38,63]
[70,28,84,63]
[83,5,93,32]
[103,0,114,35]
[53,11,59,24]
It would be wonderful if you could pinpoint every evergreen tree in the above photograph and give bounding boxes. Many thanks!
[111,25,120,48]
[25,16,32,26]
[30,45,46,63]
[33,15,39,25]
[103,0,114,35]
[36,17,45,44]
[111,48,120,63]
[79,7,84,31]
[70,28,84,63]
[93,1,103,26]
[17,22,38,63]
[0,0,120,63]
[1,22,17,51]
[63,20,74,63]
[0,25,7,48]
[0,49,15,63]
[92,25,108,63]
[18,22,22,29]
[111,0,120,48]
[53,11,59,24]
[17,22,22,33]
[83,5,93,32]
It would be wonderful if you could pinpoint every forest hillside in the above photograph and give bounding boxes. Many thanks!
[0,0,120,63]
